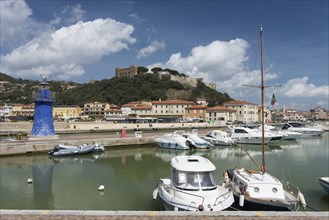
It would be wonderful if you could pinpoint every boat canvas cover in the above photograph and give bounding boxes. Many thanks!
[237,169,285,200]
[171,156,216,172]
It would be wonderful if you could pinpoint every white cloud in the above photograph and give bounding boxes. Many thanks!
[0,0,32,47]
[1,18,136,79]
[137,40,165,59]
[149,39,249,82]
[283,77,329,98]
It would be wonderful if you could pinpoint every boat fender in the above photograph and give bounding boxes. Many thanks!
[27,178,33,184]
[98,185,105,191]
[239,194,245,207]
[198,204,204,211]
[224,172,229,184]
[152,188,158,200]
[297,191,306,209]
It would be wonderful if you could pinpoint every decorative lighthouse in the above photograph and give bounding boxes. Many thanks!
[29,75,58,140]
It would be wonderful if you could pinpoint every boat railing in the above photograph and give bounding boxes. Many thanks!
[214,189,232,206]
[159,179,205,206]
[282,181,299,198]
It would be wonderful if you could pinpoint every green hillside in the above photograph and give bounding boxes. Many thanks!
[1,73,233,106]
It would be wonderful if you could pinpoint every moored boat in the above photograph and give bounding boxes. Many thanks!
[282,122,325,137]
[202,130,236,146]
[225,25,306,211]
[319,177,329,193]
[181,131,213,149]
[48,142,105,157]
[153,155,234,211]
[230,126,272,144]
[154,131,196,150]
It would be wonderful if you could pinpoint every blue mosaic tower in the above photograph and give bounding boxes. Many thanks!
[31,76,56,137]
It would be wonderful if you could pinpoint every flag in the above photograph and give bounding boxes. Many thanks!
[271,93,276,105]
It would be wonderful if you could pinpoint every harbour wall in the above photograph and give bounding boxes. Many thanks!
[0,136,155,156]
[1,210,328,220]
[0,121,213,135]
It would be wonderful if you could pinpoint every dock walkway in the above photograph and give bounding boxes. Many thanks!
[1,210,328,220]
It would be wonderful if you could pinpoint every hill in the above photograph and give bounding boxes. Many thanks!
[0,73,233,106]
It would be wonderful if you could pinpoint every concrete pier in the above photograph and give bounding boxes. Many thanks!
[0,210,328,220]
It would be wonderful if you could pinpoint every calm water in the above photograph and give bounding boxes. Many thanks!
[1,132,328,211]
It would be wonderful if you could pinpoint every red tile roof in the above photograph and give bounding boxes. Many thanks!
[131,105,152,109]
[206,106,236,112]
[152,100,194,105]
[224,100,257,106]
[186,105,208,110]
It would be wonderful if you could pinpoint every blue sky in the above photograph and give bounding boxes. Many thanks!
[1,0,328,111]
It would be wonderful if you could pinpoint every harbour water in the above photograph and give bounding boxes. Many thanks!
[0,132,328,211]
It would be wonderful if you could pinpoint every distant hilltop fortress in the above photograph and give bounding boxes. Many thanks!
[115,65,216,90]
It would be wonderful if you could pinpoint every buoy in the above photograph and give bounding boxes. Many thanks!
[98,185,105,191]
[239,194,245,207]
[297,191,306,209]
[27,178,33,184]
[152,188,158,200]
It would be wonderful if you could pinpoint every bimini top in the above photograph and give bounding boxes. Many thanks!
[170,155,216,172]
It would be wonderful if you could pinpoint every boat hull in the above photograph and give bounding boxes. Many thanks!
[232,194,296,211]
[319,177,329,193]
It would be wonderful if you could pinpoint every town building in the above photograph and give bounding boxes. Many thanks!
[310,107,328,120]
[223,100,258,122]
[185,105,208,121]
[10,104,34,117]
[196,98,208,106]
[151,99,194,119]
[53,105,82,120]
[83,101,110,119]
[257,105,272,123]
[205,106,236,126]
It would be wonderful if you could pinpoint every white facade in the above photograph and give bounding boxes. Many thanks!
[224,100,258,122]
[151,100,194,118]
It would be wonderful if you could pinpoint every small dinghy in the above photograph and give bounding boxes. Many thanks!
[49,143,105,157]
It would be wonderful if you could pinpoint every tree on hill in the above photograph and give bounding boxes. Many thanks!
[138,66,148,74]
[151,67,163,74]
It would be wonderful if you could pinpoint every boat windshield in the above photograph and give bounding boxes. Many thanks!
[172,169,217,191]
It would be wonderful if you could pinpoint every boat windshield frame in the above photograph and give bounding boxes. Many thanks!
[172,168,217,191]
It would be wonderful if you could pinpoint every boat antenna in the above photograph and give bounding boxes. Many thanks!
[260,24,265,174]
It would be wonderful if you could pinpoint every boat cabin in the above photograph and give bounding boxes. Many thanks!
[170,156,217,191]
[231,169,285,200]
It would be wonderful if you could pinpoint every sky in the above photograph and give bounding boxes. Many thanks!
[0,0,328,111]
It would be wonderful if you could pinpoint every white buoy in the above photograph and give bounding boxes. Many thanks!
[152,188,158,200]
[239,194,245,207]
[98,185,105,191]
[27,178,33,184]
[297,191,306,209]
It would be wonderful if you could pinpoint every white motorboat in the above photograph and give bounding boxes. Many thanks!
[282,122,325,137]
[225,25,306,211]
[153,155,234,211]
[154,131,196,150]
[181,131,212,149]
[264,125,302,140]
[230,126,272,144]
[319,177,329,193]
[202,130,235,146]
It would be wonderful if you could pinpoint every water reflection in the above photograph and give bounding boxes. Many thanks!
[0,134,328,211]
[31,164,54,209]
